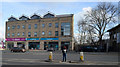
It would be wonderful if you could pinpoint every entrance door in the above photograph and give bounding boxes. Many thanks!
[61,42,70,50]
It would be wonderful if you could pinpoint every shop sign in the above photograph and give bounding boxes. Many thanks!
[26,38,39,40]
[6,38,26,41]
[41,38,59,40]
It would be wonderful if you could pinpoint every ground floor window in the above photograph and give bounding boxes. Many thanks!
[29,42,40,50]
[7,42,14,49]
[17,42,25,49]
[61,41,70,50]
[44,42,58,50]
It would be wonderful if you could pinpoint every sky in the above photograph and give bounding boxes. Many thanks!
[0,1,119,41]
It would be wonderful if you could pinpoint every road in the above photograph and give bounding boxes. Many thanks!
[1,50,119,65]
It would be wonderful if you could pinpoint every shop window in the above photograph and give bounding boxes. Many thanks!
[12,33,14,37]
[49,31,52,35]
[8,26,10,30]
[49,23,52,27]
[17,32,20,36]
[34,32,37,37]
[34,24,37,29]
[28,32,31,37]
[55,31,58,36]
[17,25,20,29]
[55,23,59,28]
[7,33,10,37]
[28,24,31,29]
[22,25,25,29]
[42,24,45,28]
[42,31,45,35]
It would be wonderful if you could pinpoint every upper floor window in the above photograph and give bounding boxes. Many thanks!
[22,25,25,29]
[55,31,58,36]
[17,32,20,36]
[42,31,45,35]
[34,24,37,29]
[22,32,25,36]
[42,24,45,28]
[7,33,10,37]
[61,23,70,36]
[114,34,116,39]
[34,32,37,37]
[55,23,59,28]
[28,32,31,37]
[49,31,52,35]
[49,23,52,27]
[8,26,10,30]
[28,24,31,29]
[12,26,15,29]
[17,25,20,29]
[12,33,14,37]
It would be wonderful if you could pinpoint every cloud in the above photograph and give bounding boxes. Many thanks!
[73,7,92,38]
[82,7,92,12]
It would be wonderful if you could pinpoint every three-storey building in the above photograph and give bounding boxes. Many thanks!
[5,13,74,50]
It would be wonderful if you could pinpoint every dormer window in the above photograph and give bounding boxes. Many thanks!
[31,14,41,19]
[43,12,55,18]
[8,16,17,22]
[19,15,29,20]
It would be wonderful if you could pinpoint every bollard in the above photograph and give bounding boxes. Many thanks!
[49,52,53,61]
[80,52,84,62]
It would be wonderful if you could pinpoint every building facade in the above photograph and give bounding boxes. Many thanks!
[5,13,74,50]
[107,24,120,52]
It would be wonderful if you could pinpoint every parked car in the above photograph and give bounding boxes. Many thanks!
[47,47,55,51]
[10,47,26,52]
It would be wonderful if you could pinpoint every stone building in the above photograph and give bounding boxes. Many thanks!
[5,12,74,50]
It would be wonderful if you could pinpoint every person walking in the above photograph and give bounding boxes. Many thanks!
[62,46,67,62]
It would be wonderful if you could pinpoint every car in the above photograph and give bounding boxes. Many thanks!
[47,47,55,51]
[10,47,26,52]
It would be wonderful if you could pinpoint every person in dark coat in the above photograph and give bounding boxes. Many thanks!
[62,46,67,62]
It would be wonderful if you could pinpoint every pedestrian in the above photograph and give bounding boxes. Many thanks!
[62,46,67,62]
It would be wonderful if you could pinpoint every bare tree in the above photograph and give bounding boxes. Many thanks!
[77,18,97,45]
[77,18,87,45]
[85,2,120,45]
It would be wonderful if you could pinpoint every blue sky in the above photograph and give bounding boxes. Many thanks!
[0,2,119,40]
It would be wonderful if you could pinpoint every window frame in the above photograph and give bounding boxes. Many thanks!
[49,23,52,27]
[17,25,20,29]
[28,24,31,29]
[49,31,52,36]
[28,32,31,37]
[42,31,45,35]
[55,23,59,28]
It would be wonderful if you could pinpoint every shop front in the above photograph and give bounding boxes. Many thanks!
[26,38,40,50]
[5,38,26,49]
[41,38,59,50]
[44,42,58,50]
